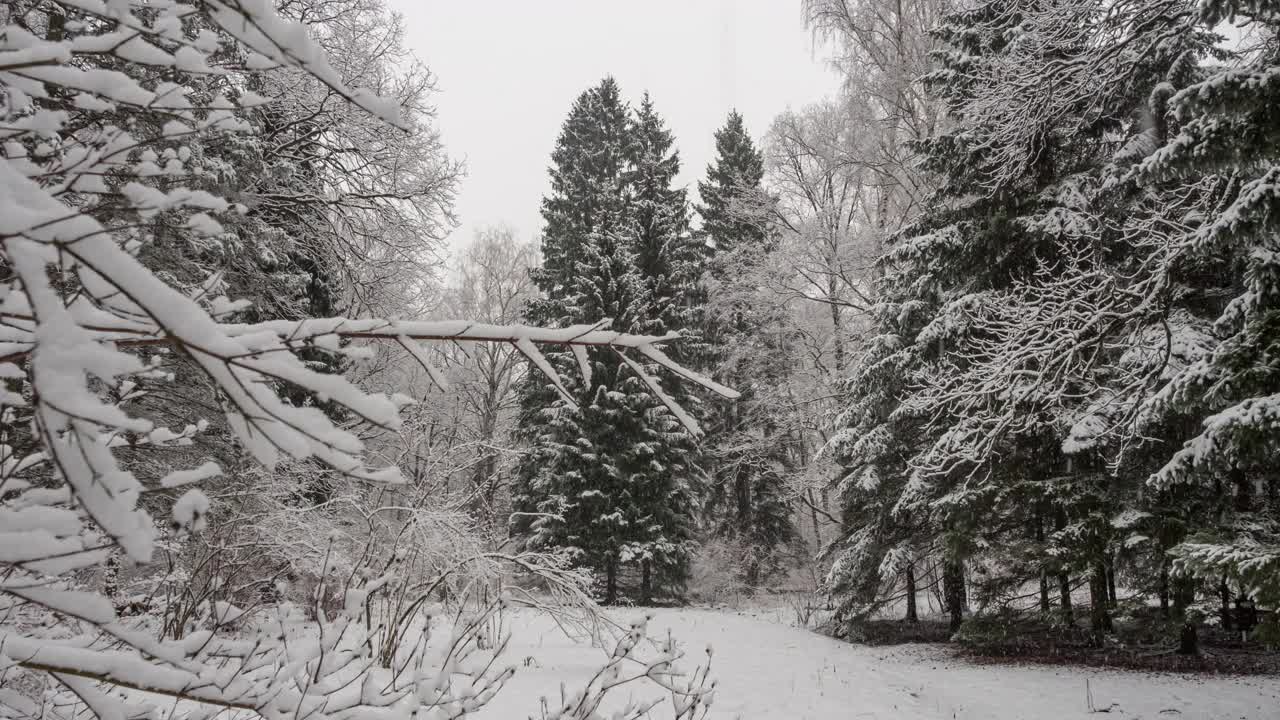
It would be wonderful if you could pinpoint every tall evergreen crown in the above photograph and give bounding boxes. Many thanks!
[516,78,702,603]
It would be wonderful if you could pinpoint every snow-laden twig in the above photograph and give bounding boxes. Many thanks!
[0,3,723,719]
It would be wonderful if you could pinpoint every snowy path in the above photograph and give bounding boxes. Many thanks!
[480,607,1280,720]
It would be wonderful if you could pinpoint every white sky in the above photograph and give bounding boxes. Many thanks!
[388,0,841,253]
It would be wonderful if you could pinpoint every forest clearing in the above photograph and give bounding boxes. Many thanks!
[3,0,1279,718]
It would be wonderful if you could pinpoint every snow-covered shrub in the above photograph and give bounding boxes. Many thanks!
[784,587,828,629]
[110,462,351,636]
[0,3,733,718]
[533,615,717,720]
[687,538,753,605]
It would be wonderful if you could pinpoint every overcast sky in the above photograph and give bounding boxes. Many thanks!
[388,0,840,254]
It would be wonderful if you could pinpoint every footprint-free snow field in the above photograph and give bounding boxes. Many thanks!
[478,608,1280,720]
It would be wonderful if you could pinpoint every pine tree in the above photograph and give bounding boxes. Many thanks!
[697,112,798,587]
[515,79,700,604]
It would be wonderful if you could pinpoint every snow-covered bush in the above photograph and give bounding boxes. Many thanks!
[532,615,718,720]
[0,2,730,718]
[687,538,754,605]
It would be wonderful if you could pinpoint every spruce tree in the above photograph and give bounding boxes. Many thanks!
[1129,1,1280,620]
[514,79,700,604]
[625,93,703,600]
[826,0,1054,629]
[810,0,1280,647]
[826,0,1211,635]
[630,93,698,338]
[697,111,798,587]
[698,112,769,256]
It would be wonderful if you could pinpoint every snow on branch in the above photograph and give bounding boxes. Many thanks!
[0,2,722,719]
[901,221,1188,482]
[0,310,738,423]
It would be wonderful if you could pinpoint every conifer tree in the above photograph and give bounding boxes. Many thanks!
[630,93,699,340]
[826,0,1212,635]
[827,0,1061,630]
[699,112,770,256]
[625,93,703,600]
[1129,0,1280,619]
[697,112,798,586]
[515,79,700,603]
[802,0,1280,649]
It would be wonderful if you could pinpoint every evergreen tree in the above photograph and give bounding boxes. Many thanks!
[698,112,769,256]
[630,93,698,339]
[815,0,1280,651]
[826,0,1213,636]
[827,0,1067,630]
[1129,1,1280,621]
[515,79,700,603]
[697,112,799,587]
[625,93,704,600]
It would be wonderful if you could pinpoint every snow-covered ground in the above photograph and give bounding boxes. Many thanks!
[480,607,1280,720]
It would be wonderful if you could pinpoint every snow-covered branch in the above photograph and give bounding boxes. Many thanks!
[0,2,721,718]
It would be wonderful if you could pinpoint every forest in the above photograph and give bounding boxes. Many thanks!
[1,0,1278,719]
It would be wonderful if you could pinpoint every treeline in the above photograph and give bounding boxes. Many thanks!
[818,0,1280,646]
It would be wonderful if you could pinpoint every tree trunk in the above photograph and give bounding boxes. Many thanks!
[1089,563,1113,643]
[943,560,965,633]
[472,451,499,534]
[1159,557,1171,618]
[605,556,618,606]
[1106,557,1118,606]
[829,280,844,375]
[1233,469,1253,512]
[735,467,751,525]
[1058,571,1074,625]
[807,488,823,547]
[1178,621,1199,655]
[103,553,120,600]
[1173,575,1195,617]
[1034,506,1050,613]
[1053,507,1072,624]
[905,562,918,623]
[1219,576,1233,631]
